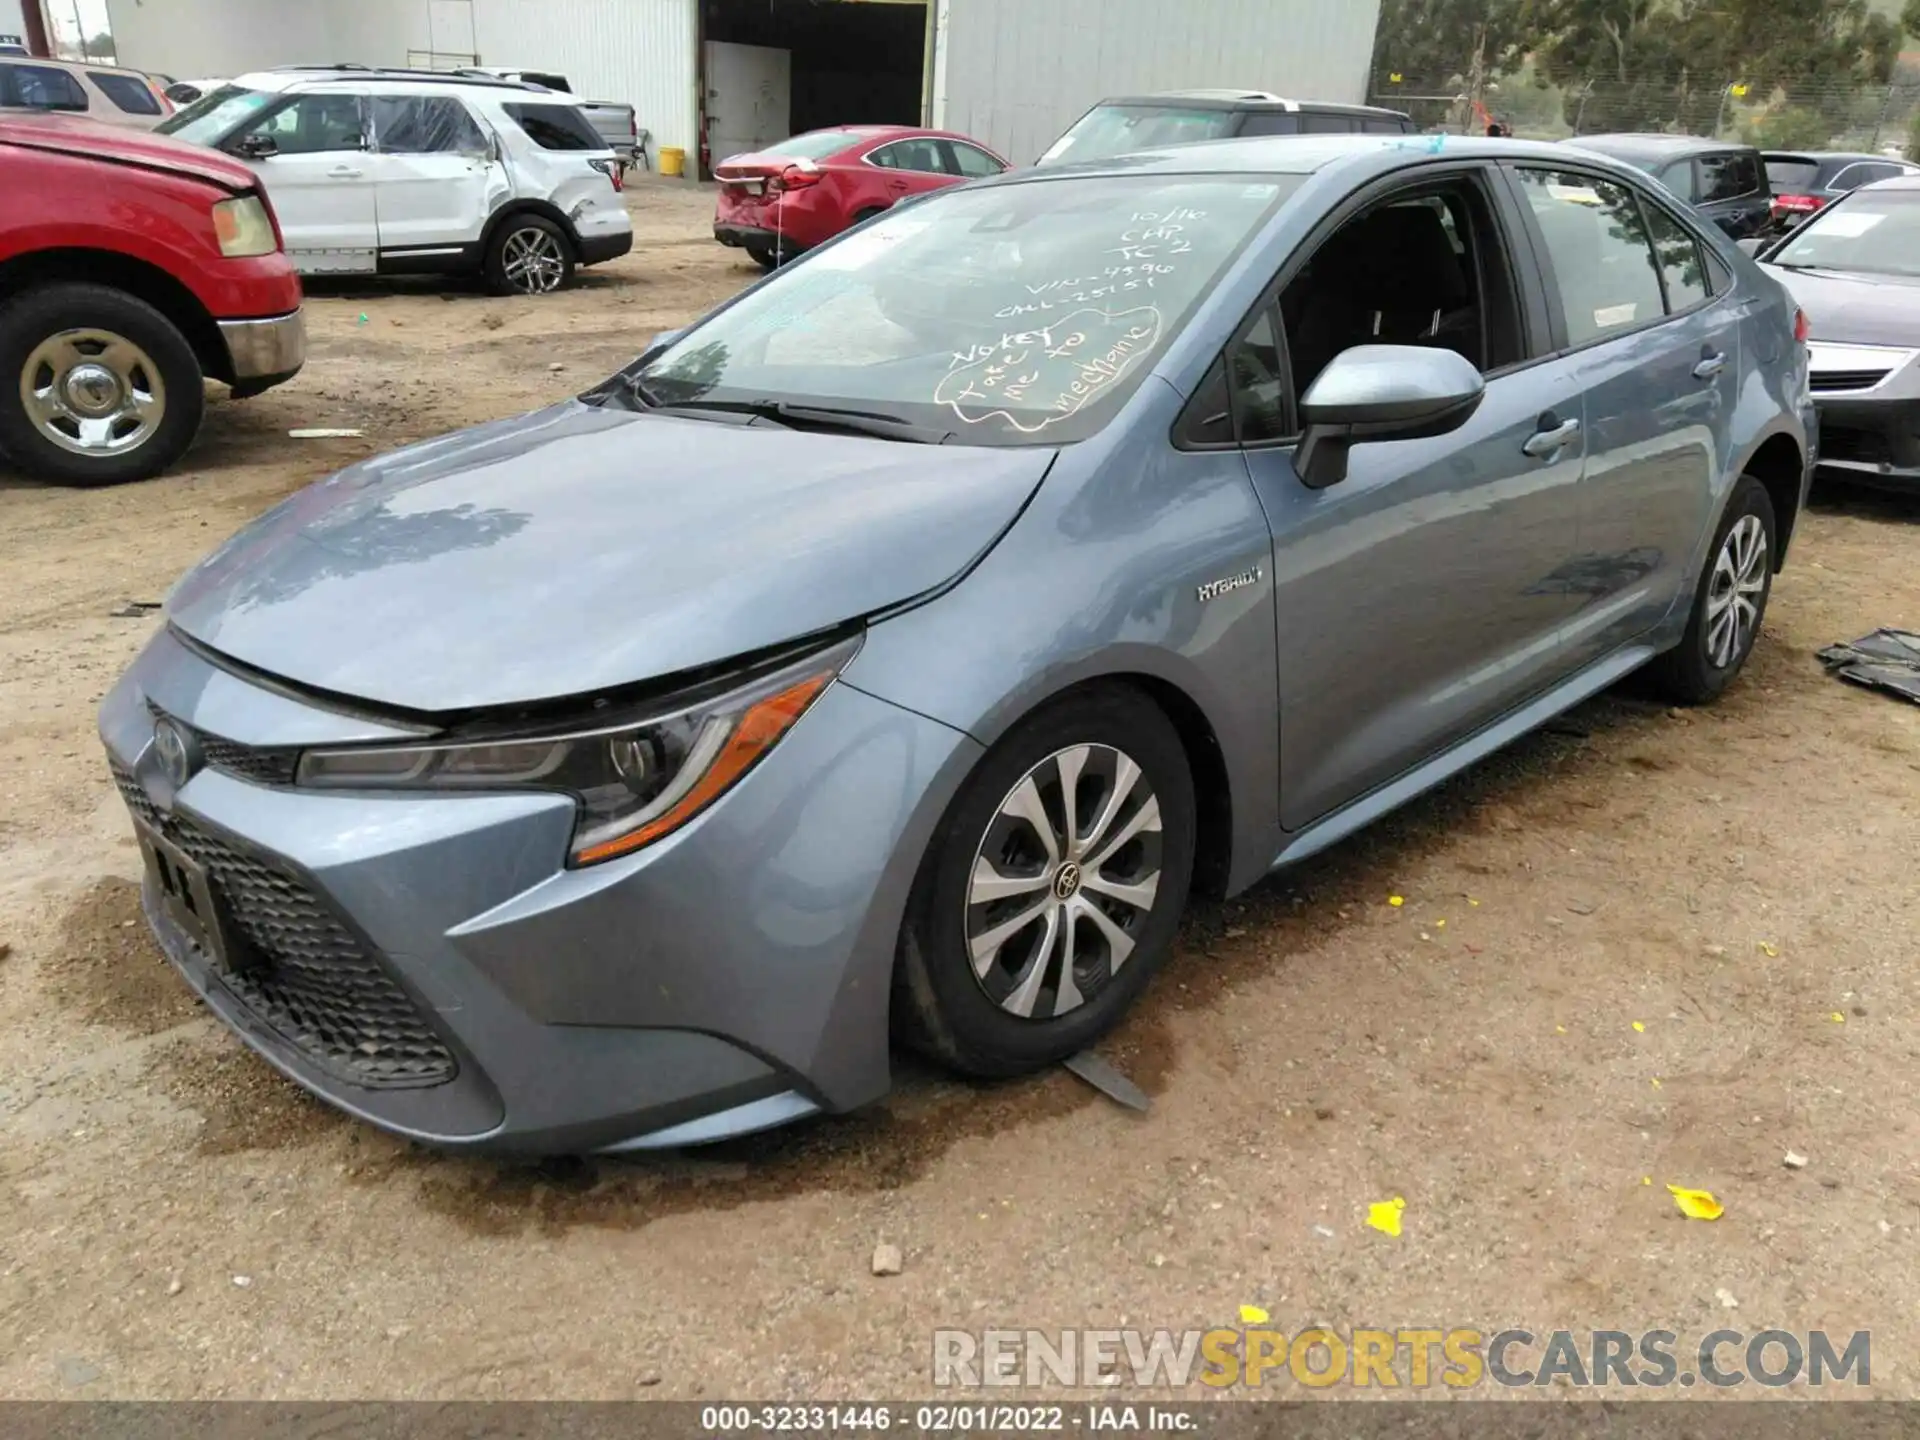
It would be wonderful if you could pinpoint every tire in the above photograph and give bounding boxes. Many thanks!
[1643,474,1777,705]
[893,686,1197,1078]
[0,283,203,487]
[852,206,886,225]
[484,214,575,296]
[744,243,779,272]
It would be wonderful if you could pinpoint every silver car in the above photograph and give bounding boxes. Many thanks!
[101,136,1815,1154]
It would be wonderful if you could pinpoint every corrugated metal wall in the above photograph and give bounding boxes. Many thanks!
[934,0,1383,165]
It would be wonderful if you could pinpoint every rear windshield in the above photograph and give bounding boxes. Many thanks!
[88,70,162,115]
[503,102,603,150]
[156,85,275,144]
[758,129,867,160]
[519,72,570,92]
[1765,158,1821,193]
[1036,105,1241,167]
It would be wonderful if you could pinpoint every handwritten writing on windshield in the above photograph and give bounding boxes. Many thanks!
[936,306,1163,434]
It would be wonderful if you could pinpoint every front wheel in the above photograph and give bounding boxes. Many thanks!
[0,283,204,486]
[485,215,575,296]
[893,686,1197,1078]
[1644,474,1776,704]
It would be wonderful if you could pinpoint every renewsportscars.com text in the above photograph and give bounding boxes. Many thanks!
[931,1328,1871,1390]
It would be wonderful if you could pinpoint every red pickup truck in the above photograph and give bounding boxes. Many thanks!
[0,111,306,485]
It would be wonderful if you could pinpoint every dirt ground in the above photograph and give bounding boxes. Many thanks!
[3,176,1919,1402]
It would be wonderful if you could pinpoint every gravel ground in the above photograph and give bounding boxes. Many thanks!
[2,177,1919,1401]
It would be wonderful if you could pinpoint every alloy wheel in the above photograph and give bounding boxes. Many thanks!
[501,227,568,294]
[20,328,166,458]
[1704,513,1768,669]
[964,743,1163,1020]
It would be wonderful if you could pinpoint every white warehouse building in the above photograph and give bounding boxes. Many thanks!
[105,0,1383,175]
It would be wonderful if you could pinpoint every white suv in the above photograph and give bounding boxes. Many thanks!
[156,67,633,294]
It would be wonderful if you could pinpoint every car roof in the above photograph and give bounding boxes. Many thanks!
[1092,91,1411,119]
[0,54,159,79]
[1002,130,1616,181]
[233,65,546,94]
[1570,133,1752,160]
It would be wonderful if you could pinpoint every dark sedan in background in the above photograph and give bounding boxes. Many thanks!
[1763,150,1919,232]
[1570,134,1773,239]
[1751,174,1920,487]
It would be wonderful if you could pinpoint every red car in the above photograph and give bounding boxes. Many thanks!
[0,111,305,485]
[712,125,1008,269]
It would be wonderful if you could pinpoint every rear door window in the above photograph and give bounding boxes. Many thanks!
[371,95,489,154]
[87,70,162,115]
[1363,117,1408,133]
[869,138,946,173]
[1641,201,1710,312]
[0,63,89,111]
[1237,113,1300,137]
[502,102,602,150]
[1516,167,1666,347]
[1698,151,1760,202]
[1299,113,1356,133]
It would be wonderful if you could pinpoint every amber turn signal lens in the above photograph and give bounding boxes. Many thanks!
[571,671,832,865]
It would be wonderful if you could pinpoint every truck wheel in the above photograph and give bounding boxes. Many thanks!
[0,283,204,487]
[485,215,575,295]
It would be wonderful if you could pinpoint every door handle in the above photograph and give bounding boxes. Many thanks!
[1693,352,1727,379]
[328,166,363,179]
[1522,417,1581,459]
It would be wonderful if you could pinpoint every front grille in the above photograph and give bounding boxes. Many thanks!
[1810,368,1892,393]
[146,701,300,787]
[111,763,457,1090]
[1819,426,1892,465]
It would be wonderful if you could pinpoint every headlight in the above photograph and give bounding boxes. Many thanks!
[295,637,857,865]
[211,195,278,258]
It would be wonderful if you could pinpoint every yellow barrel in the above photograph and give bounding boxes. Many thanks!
[658,146,685,176]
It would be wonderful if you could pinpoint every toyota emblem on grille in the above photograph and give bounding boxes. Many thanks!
[152,717,198,787]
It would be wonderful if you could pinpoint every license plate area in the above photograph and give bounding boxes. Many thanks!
[135,822,243,974]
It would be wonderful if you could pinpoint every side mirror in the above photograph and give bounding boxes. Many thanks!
[233,133,278,160]
[1294,345,1486,490]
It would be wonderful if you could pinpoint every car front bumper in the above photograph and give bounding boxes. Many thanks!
[1808,341,1920,488]
[218,309,306,393]
[98,627,980,1155]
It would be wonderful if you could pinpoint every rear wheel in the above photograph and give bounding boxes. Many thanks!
[744,243,780,272]
[1644,474,1776,704]
[485,215,575,295]
[893,687,1196,1077]
[0,283,203,486]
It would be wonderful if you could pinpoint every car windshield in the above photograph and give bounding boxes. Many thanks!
[1765,158,1821,193]
[1771,189,1920,277]
[156,84,274,144]
[1036,105,1241,166]
[631,173,1299,446]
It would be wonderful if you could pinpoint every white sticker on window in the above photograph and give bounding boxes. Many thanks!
[1548,182,1604,205]
[1593,302,1639,328]
[1817,210,1886,238]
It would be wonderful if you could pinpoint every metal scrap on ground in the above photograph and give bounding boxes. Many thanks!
[1062,1050,1149,1112]
[1816,629,1920,705]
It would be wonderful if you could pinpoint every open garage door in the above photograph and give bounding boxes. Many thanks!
[699,0,928,177]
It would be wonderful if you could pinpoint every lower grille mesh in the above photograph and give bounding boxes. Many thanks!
[111,764,456,1090]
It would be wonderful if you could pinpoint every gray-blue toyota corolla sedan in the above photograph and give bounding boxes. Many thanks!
[101,136,1816,1155]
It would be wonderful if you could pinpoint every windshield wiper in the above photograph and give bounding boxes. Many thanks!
[649,398,952,444]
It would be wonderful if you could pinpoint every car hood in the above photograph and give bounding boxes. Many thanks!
[0,110,255,191]
[168,401,1055,714]
[1764,263,1920,345]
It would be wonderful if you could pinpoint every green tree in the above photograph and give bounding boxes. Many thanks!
[1370,0,1543,123]
[1532,0,1898,133]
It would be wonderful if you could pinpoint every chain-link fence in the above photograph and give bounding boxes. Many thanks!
[1368,70,1920,159]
